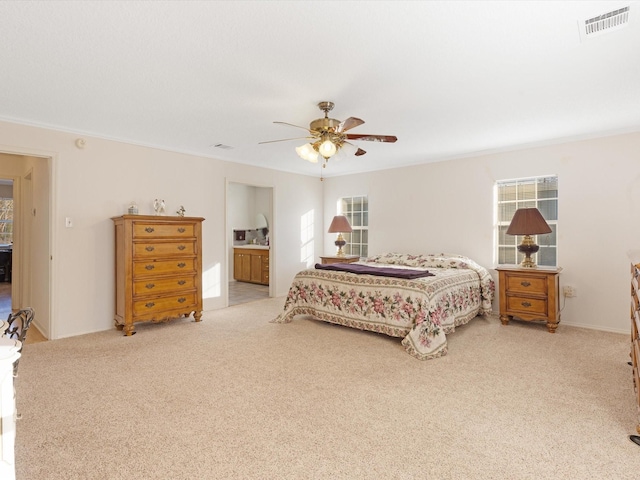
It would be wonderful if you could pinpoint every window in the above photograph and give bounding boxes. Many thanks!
[0,198,13,244]
[495,176,557,267]
[338,195,368,258]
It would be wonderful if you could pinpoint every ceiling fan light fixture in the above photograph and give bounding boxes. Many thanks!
[296,143,319,163]
[319,139,337,158]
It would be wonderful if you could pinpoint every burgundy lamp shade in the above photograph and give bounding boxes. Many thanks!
[506,208,551,268]
[328,215,352,257]
[506,208,552,236]
[328,215,353,234]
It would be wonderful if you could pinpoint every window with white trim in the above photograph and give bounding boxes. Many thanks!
[338,195,368,258]
[0,198,13,244]
[495,176,557,267]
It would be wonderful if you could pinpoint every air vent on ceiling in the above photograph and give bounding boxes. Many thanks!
[211,143,234,150]
[579,6,630,41]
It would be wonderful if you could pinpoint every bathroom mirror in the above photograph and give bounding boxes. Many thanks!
[256,213,268,229]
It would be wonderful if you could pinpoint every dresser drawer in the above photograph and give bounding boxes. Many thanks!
[133,292,197,317]
[505,274,547,294]
[133,222,195,238]
[133,241,195,258]
[505,295,547,316]
[133,258,195,277]
[133,276,195,296]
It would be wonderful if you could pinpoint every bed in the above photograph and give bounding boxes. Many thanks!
[272,253,495,360]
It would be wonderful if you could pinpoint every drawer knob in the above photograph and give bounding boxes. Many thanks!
[521,301,532,308]
[145,264,155,270]
[145,227,155,233]
[178,227,186,233]
[145,283,155,289]
[177,280,186,285]
[177,245,186,251]
[177,262,186,268]
[145,246,155,252]
[145,302,155,308]
[520,281,531,287]
[177,297,186,303]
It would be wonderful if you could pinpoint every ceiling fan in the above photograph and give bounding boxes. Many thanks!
[259,101,397,167]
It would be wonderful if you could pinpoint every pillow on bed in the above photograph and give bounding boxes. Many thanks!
[366,252,469,269]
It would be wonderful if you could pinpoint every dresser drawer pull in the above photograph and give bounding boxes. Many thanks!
[177,297,187,303]
[145,227,155,233]
[145,246,155,252]
[145,264,155,270]
[520,281,531,287]
[177,245,186,251]
[521,301,532,308]
[178,228,186,233]
[177,280,186,285]
[145,283,155,289]
[145,302,155,308]
[177,262,186,268]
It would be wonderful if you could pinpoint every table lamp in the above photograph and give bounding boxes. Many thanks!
[328,215,352,257]
[506,207,552,268]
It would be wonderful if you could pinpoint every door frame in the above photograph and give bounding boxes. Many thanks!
[225,179,275,306]
[0,145,55,339]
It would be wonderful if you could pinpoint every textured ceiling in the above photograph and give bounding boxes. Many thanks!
[1,1,639,178]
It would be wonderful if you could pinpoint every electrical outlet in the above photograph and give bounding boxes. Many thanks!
[563,286,576,297]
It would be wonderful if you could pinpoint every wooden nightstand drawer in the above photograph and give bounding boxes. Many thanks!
[505,274,547,294]
[506,295,547,316]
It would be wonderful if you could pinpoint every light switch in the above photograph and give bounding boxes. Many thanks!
[65,217,73,228]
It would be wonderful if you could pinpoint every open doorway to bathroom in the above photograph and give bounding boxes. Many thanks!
[226,182,273,306]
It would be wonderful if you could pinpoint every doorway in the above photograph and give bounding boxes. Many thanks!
[0,177,14,319]
[0,152,51,339]
[226,181,274,306]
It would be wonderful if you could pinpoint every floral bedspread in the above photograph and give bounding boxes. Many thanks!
[272,253,495,360]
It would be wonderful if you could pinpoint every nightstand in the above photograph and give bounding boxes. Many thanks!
[496,266,562,333]
[319,255,360,265]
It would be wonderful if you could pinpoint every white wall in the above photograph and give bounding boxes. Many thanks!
[3,116,638,338]
[0,120,323,339]
[323,131,640,334]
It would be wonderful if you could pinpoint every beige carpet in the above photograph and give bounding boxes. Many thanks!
[14,297,640,479]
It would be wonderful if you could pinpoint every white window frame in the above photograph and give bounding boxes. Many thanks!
[338,195,368,258]
[495,175,558,267]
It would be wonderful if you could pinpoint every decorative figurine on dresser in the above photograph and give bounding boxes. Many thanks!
[112,215,205,335]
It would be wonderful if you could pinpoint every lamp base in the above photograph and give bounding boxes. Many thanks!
[517,235,539,268]
[335,234,346,257]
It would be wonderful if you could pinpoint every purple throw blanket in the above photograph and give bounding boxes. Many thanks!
[315,262,434,279]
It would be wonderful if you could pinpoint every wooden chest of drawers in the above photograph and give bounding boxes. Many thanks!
[112,215,204,335]
[628,253,640,435]
[496,266,561,333]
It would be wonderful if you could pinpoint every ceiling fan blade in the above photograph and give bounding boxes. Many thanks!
[273,121,314,133]
[258,136,311,144]
[337,117,365,133]
[345,134,397,143]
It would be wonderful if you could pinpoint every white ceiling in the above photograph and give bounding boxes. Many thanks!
[1,1,639,179]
